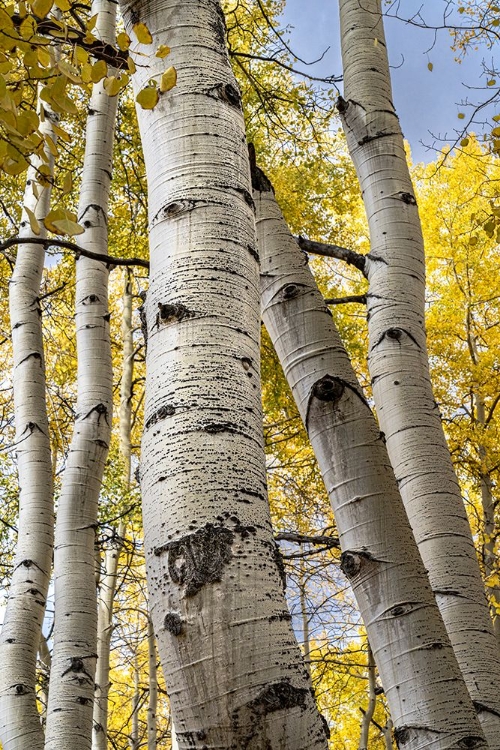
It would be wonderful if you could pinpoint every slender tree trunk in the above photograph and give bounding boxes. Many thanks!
[130,659,140,750]
[337,0,500,741]
[298,559,311,677]
[255,170,487,749]
[358,644,376,750]
[466,310,500,643]
[118,1,328,747]
[147,617,158,750]
[44,3,117,747]
[0,93,57,750]
[92,526,124,750]
[120,270,134,487]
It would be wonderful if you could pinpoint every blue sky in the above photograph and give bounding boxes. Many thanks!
[280,0,494,162]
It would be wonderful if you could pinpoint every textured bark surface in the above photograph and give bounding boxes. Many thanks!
[0,97,57,750]
[44,3,117,747]
[338,0,500,743]
[256,178,487,750]
[118,1,328,747]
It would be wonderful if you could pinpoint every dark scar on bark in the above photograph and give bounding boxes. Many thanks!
[156,302,195,327]
[163,612,183,636]
[231,683,310,748]
[156,524,234,597]
[145,404,175,430]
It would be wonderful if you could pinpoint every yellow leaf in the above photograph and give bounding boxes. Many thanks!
[24,205,41,235]
[91,59,107,83]
[44,133,58,157]
[31,0,53,17]
[160,66,177,93]
[87,13,98,31]
[458,112,466,119]
[136,86,159,109]
[16,109,39,135]
[488,79,497,86]
[52,218,85,236]
[156,44,171,58]
[43,206,66,231]
[103,75,121,97]
[74,45,89,65]
[81,62,92,83]
[116,32,130,51]
[52,122,71,141]
[127,56,136,74]
[427,62,433,72]
[492,126,500,137]
[3,153,29,175]
[37,45,51,67]
[58,59,82,84]
[62,171,72,194]
[133,22,153,44]
[460,137,469,147]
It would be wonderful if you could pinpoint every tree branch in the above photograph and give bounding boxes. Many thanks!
[274,531,340,549]
[0,237,150,270]
[325,294,367,305]
[296,235,366,274]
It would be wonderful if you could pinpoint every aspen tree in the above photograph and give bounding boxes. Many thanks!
[255,163,487,749]
[338,0,500,742]
[0,95,57,750]
[44,2,118,746]
[117,0,328,746]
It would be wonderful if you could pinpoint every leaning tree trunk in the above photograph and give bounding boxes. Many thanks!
[0,93,57,750]
[44,2,118,747]
[338,0,500,742]
[118,1,328,747]
[255,169,487,749]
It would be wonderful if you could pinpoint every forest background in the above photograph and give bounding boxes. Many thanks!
[1,0,500,748]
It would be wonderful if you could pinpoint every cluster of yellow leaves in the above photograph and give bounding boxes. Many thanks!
[0,3,176,179]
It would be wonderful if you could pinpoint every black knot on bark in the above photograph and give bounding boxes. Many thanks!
[340,550,374,579]
[394,726,411,747]
[281,283,301,300]
[311,375,344,404]
[167,524,234,597]
[385,327,403,341]
[164,612,183,636]
[458,738,488,749]
[15,683,28,695]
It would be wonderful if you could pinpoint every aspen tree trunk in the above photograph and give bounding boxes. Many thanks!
[130,660,140,750]
[338,0,500,742]
[44,3,117,747]
[0,96,57,750]
[466,312,500,642]
[119,270,134,487]
[147,618,158,750]
[255,171,487,749]
[358,644,376,750]
[118,1,328,747]
[92,527,124,750]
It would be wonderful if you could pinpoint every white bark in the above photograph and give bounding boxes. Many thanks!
[119,270,134,488]
[44,3,117,747]
[118,1,328,747]
[92,527,124,750]
[338,0,500,742]
[256,176,487,749]
[358,644,376,750]
[0,97,57,750]
[147,617,158,750]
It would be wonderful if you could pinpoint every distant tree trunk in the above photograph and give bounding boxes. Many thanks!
[358,644,376,750]
[119,270,134,488]
[92,526,124,750]
[338,0,500,742]
[44,2,117,747]
[0,92,57,750]
[118,0,328,747]
[147,617,158,750]
[255,168,487,749]
[130,659,140,750]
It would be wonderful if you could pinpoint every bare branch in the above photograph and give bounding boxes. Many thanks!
[0,237,150,270]
[296,235,366,274]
